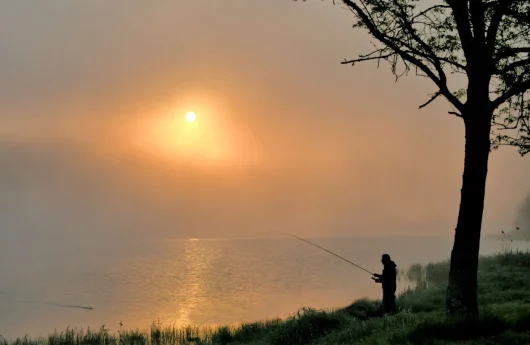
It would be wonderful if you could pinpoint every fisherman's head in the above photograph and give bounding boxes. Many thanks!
[381,254,391,265]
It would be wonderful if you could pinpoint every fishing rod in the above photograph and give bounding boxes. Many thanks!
[272,231,374,275]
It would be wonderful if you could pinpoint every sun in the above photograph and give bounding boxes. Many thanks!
[185,111,196,123]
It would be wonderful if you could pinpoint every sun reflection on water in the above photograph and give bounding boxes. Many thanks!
[171,239,208,327]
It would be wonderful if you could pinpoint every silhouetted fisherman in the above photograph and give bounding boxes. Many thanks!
[372,253,397,315]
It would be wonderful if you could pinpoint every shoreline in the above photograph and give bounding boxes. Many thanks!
[3,251,530,344]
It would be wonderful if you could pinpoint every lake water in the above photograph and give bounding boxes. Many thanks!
[0,235,524,339]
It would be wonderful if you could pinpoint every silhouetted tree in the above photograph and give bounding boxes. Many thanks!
[294,0,530,315]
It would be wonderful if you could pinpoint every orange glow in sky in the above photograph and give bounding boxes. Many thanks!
[128,92,263,170]
[1,0,530,240]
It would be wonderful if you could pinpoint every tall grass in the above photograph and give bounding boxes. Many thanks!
[3,251,530,345]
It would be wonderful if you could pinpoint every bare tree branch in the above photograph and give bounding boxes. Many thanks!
[412,5,451,21]
[495,57,530,75]
[486,0,514,55]
[342,52,395,65]
[447,0,474,61]
[296,0,530,154]
[341,0,465,112]
[493,79,530,107]
[494,47,530,63]
[419,91,442,109]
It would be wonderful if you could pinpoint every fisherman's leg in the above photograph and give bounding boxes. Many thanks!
[384,293,396,314]
[382,294,389,314]
[389,294,397,314]
[382,292,396,315]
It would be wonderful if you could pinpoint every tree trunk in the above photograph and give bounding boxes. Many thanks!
[446,106,493,316]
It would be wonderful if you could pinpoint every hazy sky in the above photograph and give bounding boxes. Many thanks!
[1,0,529,241]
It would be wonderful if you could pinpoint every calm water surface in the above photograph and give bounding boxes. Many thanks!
[0,236,523,339]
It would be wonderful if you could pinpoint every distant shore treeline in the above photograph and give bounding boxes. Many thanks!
[512,192,530,239]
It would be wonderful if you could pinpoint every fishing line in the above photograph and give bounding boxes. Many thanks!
[272,231,374,275]
[20,301,94,310]
[1,292,94,310]
[17,300,94,310]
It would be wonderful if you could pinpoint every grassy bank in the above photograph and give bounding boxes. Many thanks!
[3,252,530,345]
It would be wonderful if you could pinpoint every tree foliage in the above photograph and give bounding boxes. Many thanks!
[296,0,530,155]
